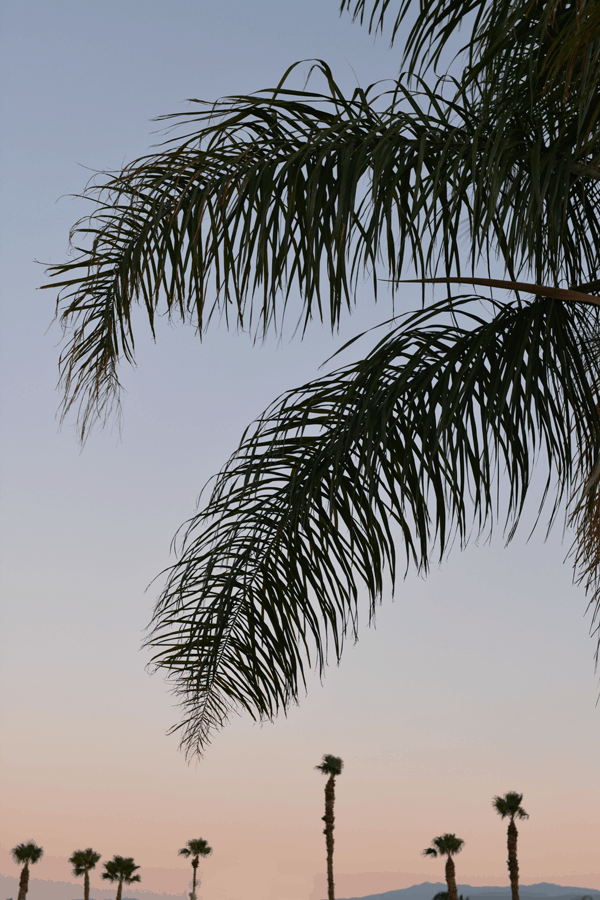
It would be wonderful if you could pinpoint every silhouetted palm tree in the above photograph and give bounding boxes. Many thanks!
[69,848,101,900]
[11,842,43,900]
[101,856,141,900]
[492,792,529,900]
[423,834,465,900]
[316,755,344,900]
[178,839,212,900]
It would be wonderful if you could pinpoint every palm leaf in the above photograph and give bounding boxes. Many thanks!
[340,0,600,97]
[146,295,600,755]
[45,62,600,440]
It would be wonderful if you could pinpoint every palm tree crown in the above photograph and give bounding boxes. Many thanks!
[492,792,529,821]
[11,844,43,866]
[423,834,465,859]
[178,839,213,860]
[70,848,102,876]
[46,0,600,756]
[315,755,344,777]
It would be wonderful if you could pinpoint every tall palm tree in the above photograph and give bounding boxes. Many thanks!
[422,834,465,900]
[492,792,529,900]
[11,842,43,900]
[46,0,600,756]
[101,856,141,900]
[69,848,101,900]
[178,839,212,900]
[316,754,344,900]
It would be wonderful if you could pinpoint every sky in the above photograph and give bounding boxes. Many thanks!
[0,3,598,900]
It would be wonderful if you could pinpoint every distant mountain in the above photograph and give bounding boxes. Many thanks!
[0,873,185,900]
[338,883,600,900]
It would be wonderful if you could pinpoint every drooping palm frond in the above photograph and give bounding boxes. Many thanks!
[45,60,600,440]
[146,295,600,755]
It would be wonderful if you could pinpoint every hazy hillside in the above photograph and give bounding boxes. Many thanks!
[0,873,185,900]
[338,883,600,900]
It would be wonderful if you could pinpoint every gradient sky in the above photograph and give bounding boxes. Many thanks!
[0,3,598,900]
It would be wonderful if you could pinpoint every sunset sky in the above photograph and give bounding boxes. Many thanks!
[0,3,598,900]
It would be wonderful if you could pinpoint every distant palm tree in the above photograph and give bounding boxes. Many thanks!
[315,754,344,900]
[422,834,465,900]
[11,842,43,900]
[492,792,529,900]
[69,848,101,900]
[178,839,212,900]
[101,856,141,900]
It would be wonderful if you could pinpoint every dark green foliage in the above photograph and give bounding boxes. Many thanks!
[178,839,212,860]
[11,845,43,867]
[492,792,529,821]
[423,834,465,858]
[147,297,600,753]
[46,0,600,755]
[316,755,344,777]
[101,857,141,886]
[46,57,600,440]
[69,849,102,877]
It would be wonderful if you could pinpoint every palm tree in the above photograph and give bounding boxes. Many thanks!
[69,848,101,900]
[11,842,43,900]
[101,856,141,900]
[422,834,465,900]
[316,754,344,900]
[178,839,212,900]
[492,792,529,900]
[46,0,600,756]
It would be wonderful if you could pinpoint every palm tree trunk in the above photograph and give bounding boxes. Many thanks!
[84,870,90,900]
[323,774,336,900]
[445,856,458,900]
[507,819,520,900]
[191,858,198,899]
[17,864,29,900]
[116,876,123,900]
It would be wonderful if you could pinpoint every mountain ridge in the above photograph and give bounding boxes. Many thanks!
[337,883,600,900]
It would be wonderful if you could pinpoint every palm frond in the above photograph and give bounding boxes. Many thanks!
[45,61,600,440]
[146,295,600,755]
[340,0,600,95]
[339,0,493,66]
